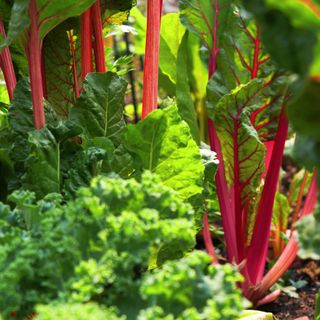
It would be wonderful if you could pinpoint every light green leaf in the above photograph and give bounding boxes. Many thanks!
[123,105,204,199]
[160,13,186,84]
[36,303,124,320]
[176,32,199,144]
[272,192,290,231]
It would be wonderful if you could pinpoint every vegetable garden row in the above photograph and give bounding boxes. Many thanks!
[0,0,319,319]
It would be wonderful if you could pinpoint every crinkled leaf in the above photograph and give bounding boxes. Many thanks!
[123,105,204,200]
[36,303,124,320]
[63,146,107,198]
[70,72,127,144]
[140,251,245,320]
[22,121,81,198]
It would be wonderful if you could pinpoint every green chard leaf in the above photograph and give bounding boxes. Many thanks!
[207,79,266,207]
[160,13,186,85]
[243,0,318,81]
[6,78,60,192]
[44,19,82,118]
[22,121,81,198]
[0,172,196,318]
[1,0,96,47]
[208,5,289,141]
[123,105,204,200]
[179,0,236,53]
[271,192,290,233]
[70,72,127,145]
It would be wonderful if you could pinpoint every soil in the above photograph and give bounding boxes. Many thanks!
[259,259,320,320]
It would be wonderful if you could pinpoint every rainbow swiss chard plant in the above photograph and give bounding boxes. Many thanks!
[179,0,318,305]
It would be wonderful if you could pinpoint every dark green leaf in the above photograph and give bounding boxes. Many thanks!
[70,72,127,144]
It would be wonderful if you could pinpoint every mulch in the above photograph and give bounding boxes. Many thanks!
[259,259,320,320]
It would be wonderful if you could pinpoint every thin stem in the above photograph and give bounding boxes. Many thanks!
[67,30,80,99]
[124,32,139,123]
[203,212,218,264]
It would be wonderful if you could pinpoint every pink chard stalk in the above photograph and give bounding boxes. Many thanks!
[141,0,163,119]
[0,19,17,102]
[198,0,319,305]
[81,7,93,81]
[27,0,46,129]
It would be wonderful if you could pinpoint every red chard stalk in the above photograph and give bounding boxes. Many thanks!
[28,0,45,129]
[180,0,319,304]
[141,0,163,119]
[81,8,93,81]
[91,0,106,73]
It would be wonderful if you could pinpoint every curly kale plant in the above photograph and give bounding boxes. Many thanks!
[138,251,245,320]
[36,303,124,320]
[0,172,196,318]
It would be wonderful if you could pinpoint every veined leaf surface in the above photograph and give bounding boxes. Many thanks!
[207,79,266,207]
[123,105,204,200]
[70,72,127,144]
